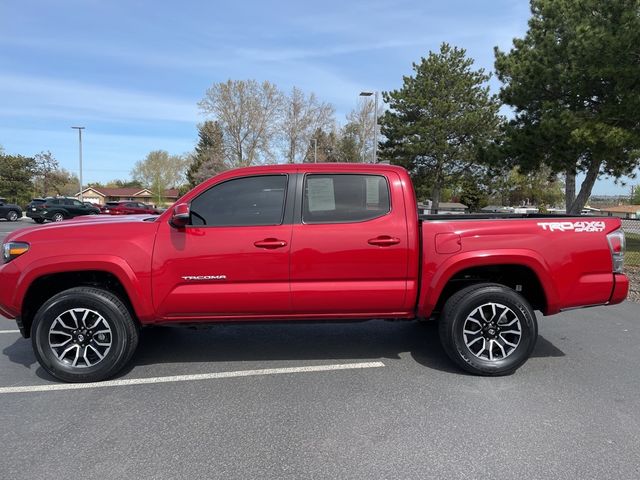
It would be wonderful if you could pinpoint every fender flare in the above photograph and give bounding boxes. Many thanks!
[14,254,154,321]
[419,249,560,318]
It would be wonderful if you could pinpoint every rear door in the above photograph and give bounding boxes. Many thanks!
[66,199,90,216]
[290,171,410,315]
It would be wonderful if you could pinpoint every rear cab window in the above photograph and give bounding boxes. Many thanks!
[302,174,390,223]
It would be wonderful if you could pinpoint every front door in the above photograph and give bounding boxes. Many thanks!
[152,174,293,319]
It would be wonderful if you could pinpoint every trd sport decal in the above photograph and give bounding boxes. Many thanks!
[537,221,606,232]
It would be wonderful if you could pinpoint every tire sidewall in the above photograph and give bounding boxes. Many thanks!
[32,290,130,382]
[448,286,537,375]
[7,210,19,221]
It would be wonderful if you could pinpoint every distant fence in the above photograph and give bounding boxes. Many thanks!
[621,219,640,267]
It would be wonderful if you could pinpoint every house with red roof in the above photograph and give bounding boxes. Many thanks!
[76,187,180,206]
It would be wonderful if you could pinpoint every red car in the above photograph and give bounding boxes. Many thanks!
[0,163,629,382]
[100,201,160,215]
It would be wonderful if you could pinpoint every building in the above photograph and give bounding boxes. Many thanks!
[598,205,640,219]
[418,200,468,215]
[76,187,180,206]
[481,205,514,214]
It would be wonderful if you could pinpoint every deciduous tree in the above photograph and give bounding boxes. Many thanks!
[0,152,35,205]
[199,80,283,167]
[131,150,187,204]
[282,87,335,163]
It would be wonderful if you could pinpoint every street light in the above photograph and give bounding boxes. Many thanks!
[71,126,85,201]
[359,91,378,163]
[312,138,318,163]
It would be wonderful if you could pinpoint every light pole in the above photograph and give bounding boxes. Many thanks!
[359,91,378,163]
[313,138,318,163]
[71,126,85,201]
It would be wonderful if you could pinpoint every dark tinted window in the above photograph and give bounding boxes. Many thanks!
[303,174,390,223]
[190,175,288,226]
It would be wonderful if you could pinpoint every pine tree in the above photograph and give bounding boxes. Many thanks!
[379,43,501,213]
[495,0,640,213]
[186,121,228,188]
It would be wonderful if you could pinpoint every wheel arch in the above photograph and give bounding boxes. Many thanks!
[419,251,559,319]
[17,259,152,337]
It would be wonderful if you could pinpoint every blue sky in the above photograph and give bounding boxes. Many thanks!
[0,0,636,195]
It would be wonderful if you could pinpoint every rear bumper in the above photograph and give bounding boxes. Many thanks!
[25,211,45,219]
[609,274,629,305]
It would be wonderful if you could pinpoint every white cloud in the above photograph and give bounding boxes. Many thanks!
[0,73,198,123]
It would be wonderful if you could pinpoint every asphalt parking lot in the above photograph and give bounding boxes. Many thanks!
[1,219,639,479]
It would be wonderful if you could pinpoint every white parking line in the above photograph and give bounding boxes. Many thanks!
[0,330,20,334]
[0,361,386,394]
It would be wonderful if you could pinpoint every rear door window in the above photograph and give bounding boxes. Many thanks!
[302,174,390,223]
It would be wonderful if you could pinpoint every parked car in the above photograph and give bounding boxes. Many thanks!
[0,164,629,382]
[0,197,22,221]
[26,196,100,223]
[100,200,160,215]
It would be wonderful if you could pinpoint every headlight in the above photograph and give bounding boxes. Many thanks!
[2,242,29,263]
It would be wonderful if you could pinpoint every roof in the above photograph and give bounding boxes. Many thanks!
[599,205,640,213]
[80,187,179,198]
[207,162,410,176]
[436,202,468,209]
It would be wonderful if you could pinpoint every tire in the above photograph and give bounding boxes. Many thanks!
[31,287,139,383]
[52,212,65,222]
[6,210,19,222]
[34,218,45,224]
[438,283,538,376]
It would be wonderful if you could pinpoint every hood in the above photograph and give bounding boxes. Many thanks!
[5,215,159,244]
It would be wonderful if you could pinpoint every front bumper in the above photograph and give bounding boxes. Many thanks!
[0,261,20,320]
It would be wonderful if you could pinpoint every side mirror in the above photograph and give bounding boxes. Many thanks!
[170,203,190,228]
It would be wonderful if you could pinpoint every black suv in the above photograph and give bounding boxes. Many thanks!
[0,197,22,222]
[26,197,100,223]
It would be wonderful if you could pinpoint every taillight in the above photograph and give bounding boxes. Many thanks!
[607,229,625,273]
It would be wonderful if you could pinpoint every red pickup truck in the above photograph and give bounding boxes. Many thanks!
[0,164,629,382]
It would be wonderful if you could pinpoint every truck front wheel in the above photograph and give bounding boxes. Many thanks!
[32,287,139,383]
[439,283,538,376]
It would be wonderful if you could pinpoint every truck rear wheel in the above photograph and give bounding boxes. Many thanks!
[32,287,139,383]
[439,283,537,376]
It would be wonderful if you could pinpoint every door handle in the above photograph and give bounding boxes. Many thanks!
[254,238,288,249]
[368,236,401,247]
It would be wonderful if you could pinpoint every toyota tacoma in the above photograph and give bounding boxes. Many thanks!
[0,164,629,382]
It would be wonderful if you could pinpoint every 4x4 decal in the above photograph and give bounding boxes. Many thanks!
[537,221,606,232]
